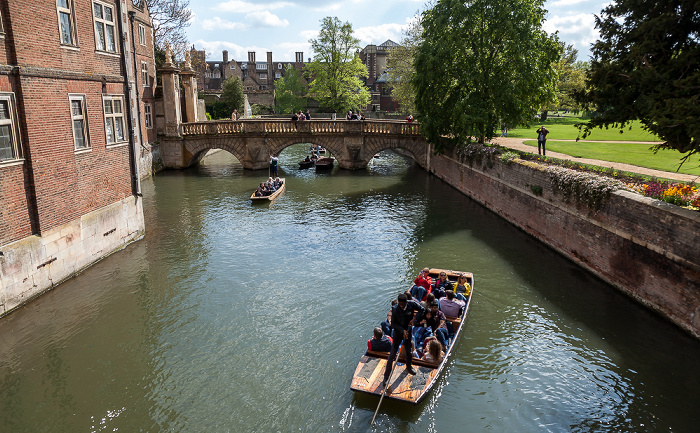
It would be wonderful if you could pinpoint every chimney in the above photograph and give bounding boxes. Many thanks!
[266,52,273,83]
[223,50,228,64]
[248,51,256,80]
[295,51,303,68]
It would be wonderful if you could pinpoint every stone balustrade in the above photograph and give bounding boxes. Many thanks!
[180,119,421,137]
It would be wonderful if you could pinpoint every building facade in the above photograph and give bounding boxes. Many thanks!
[0,0,153,317]
[359,40,400,112]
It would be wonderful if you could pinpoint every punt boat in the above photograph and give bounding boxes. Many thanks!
[298,159,314,169]
[315,157,334,171]
[250,178,285,202]
[350,268,474,405]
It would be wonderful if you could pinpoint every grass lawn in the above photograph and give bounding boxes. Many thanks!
[521,140,700,176]
[507,115,662,142]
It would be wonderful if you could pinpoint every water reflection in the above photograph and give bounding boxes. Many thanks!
[0,144,698,432]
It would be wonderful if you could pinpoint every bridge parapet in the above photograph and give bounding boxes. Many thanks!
[180,119,422,137]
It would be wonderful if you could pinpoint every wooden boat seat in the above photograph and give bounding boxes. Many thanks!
[366,350,440,369]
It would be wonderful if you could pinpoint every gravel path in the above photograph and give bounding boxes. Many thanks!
[491,137,699,183]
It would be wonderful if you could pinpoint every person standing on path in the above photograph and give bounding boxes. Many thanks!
[537,126,549,156]
[269,154,279,177]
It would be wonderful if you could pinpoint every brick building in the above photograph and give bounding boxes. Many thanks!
[193,48,307,109]
[359,40,400,112]
[0,0,153,316]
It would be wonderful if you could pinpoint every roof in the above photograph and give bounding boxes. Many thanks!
[379,40,399,48]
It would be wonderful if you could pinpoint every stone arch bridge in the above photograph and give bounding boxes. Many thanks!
[158,119,429,170]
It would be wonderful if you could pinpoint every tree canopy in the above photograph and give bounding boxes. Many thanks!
[553,43,587,113]
[413,0,560,147]
[221,76,245,118]
[576,0,700,158]
[275,65,308,114]
[146,0,192,57]
[386,17,422,115]
[305,17,370,112]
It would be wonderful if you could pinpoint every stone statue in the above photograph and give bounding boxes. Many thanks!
[165,43,173,65]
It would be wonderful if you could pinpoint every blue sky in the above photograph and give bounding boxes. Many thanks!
[185,0,608,63]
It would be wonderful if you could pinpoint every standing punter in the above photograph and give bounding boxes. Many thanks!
[269,154,279,177]
[383,293,424,386]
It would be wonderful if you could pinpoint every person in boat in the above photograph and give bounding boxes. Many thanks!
[304,156,311,163]
[423,338,444,363]
[380,299,397,337]
[273,177,283,189]
[431,271,453,299]
[420,292,436,311]
[254,182,267,197]
[412,308,434,350]
[438,290,465,318]
[367,327,393,352]
[425,300,450,350]
[454,274,471,302]
[383,293,424,383]
[410,268,433,302]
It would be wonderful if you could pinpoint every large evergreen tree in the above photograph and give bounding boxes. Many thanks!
[414,0,560,147]
[576,0,700,158]
[305,17,370,112]
[275,65,307,114]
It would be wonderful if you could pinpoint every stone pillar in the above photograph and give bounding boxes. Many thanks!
[159,45,181,137]
[180,51,198,123]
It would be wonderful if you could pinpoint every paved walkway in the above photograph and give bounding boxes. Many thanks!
[490,137,699,183]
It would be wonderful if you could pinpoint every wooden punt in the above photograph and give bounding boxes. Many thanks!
[350,268,474,405]
[315,157,334,170]
[250,178,285,202]
[298,160,314,169]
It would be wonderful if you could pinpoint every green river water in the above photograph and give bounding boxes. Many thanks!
[0,144,698,432]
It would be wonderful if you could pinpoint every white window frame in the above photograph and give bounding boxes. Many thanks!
[57,0,78,47]
[256,63,267,70]
[138,24,146,46]
[69,94,90,151]
[275,72,281,79]
[141,61,149,87]
[259,72,267,80]
[0,93,22,164]
[144,103,153,129]
[103,95,127,146]
[213,69,221,79]
[92,0,117,53]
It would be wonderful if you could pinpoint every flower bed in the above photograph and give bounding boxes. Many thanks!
[628,181,700,211]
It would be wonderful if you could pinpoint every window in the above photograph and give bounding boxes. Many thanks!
[259,73,267,80]
[277,63,282,69]
[230,63,235,70]
[138,24,146,46]
[275,72,281,79]
[93,1,116,53]
[141,62,149,87]
[257,63,267,70]
[144,103,152,129]
[57,0,77,46]
[0,94,21,162]
[213,69,221,79]
[69,95,90,150]
[103,95,126,145]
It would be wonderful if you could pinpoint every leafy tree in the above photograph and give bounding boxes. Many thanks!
[146,0,192,57]
[576,0,699,158]
[221,76,245,118]
[305,17,370,112]
[543,43,588,118]
[414,0,561,147]
[275,65,308,114]
[386,16,422,115]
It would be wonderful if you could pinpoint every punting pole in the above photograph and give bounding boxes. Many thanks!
[370,346,401,426]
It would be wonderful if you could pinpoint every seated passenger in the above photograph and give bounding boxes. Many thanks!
[367,327,393,352]
[432,271,454,299]
[438,290,465,318]
[412,309,434,349]
[254,183,266,197]
[423,339,444,363]
[410,268,432,301]
[380,300,397,337]
[420,292,436,311]
[454,274,471,302]
[426,300,450,349]
[273,177,282,189]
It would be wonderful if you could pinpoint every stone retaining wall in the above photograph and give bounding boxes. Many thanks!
[428,151,700,338]
[0,196,145,316]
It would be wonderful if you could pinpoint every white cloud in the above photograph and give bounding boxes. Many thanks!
[217,1,293,13]
[246,10,289,27]
[202,17,248,31]
[354,23,406,46]
[544,13,599,60]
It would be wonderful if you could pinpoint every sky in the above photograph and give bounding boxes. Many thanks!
[185,0,609,63]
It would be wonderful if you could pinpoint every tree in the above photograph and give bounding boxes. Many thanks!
[413,0,561,147]
[221,76,245,118]
[275,65,308,114]
[543,43,588,117]
[305,17,370,112]
[576,0,700,158]
[146,0,192,57]
[386,16,422,115]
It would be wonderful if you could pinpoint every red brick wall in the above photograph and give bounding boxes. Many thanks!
[429,153,700,338]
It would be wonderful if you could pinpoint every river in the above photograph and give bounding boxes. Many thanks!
[0,145,698,432]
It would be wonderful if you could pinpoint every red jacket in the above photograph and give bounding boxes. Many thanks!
[414,274,432,300]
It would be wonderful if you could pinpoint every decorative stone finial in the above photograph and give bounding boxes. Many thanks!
[165,43,174,65]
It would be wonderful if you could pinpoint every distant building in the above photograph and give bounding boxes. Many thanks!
[359,40,400,112]
[0,0,153,317]
[191,48,308,108]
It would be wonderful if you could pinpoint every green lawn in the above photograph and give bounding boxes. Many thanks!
[521,140,700,176]
[507,115,662,142]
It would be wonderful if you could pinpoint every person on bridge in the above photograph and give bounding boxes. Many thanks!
[305,110,311,120]
[231,109,238,120]
[383,293,424,384]
[269,154,279,177]
[536,125,549,156]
